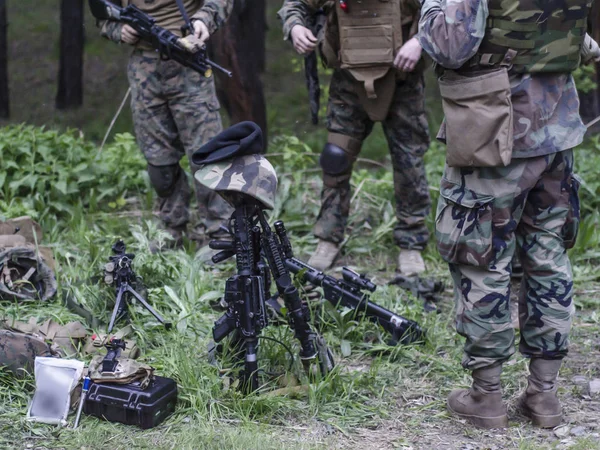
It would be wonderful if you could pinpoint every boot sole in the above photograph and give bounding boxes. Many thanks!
[447,400,508,428]
[517,398,562,428]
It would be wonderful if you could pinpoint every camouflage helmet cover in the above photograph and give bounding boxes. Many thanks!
[194,155,278,210]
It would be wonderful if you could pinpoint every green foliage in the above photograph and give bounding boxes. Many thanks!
[2,127,600,448]
[0,126,147,218]
[573,65,598,94]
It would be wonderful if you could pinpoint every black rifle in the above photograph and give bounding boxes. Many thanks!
[104,240,172,334]
[304,11,326,125]
[273,221,425,345]
[210,202,334,393]
[88,0,232,78]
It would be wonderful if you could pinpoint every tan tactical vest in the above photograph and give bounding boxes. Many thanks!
[336,0,403,98]
[468,0,591,73]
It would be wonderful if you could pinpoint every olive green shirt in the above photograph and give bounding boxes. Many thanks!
[100,0,233,49]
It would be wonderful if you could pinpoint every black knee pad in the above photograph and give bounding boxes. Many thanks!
[320,143,353,175]
[147,164,182,198]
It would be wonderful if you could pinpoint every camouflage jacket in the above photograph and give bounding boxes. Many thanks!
[101,0,233,47]
[418,0,587,158]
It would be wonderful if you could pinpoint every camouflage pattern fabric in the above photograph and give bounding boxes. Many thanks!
[476,0,590,73]
[88,354,154,389]
[418,0,587,159]
[314,69,431,249]
[194,155,278,210]
[0,329,59,377]
[100,0,234,48]
[436,150,578,369]
[127,51,232,234]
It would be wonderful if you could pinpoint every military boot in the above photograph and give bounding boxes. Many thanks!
[397,249,426,276]
[517,358,563,428]
[447,364,508,428]
[307,240,340,271]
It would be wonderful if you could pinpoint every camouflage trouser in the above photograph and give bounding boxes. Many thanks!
[127,50,232,234]
[435,150,579,370]
[315,69,431,249]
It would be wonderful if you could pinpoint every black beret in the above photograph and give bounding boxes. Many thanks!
[192,121,264,165]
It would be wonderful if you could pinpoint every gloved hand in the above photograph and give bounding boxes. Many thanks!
[582,33,600,64]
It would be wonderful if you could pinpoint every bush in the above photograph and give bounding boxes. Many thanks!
[0,125,147,218]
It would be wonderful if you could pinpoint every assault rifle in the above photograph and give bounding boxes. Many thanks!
[272,222,425,345]
[209,204,334,392]
[88,0,232,78]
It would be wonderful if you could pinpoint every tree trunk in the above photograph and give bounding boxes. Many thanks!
[56,0,84,110]
[594,3,600,120]
[0,0,9,119]
[210,0,267,142]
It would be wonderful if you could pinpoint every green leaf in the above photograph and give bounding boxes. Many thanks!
[340,339,352,357]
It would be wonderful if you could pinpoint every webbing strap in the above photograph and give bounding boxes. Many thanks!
[487,34,536,50]
[473,51,581,67]
[175,0,193,34]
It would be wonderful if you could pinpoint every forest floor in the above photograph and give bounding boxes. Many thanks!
[1,1,600,449]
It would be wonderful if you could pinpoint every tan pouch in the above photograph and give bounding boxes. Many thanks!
[340,25,394,68]
[438,68,513,167]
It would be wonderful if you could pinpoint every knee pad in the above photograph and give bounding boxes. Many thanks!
[147,164,182,198]
[320,143,354,176]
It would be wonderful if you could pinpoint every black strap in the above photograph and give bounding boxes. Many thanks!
[175,0,193,34]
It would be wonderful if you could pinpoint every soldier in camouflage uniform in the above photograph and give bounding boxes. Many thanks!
[278,0,432,274]
[419,0,599,428]
[100,0,233,247]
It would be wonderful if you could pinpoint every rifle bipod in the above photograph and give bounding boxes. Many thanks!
[209,203,334,393]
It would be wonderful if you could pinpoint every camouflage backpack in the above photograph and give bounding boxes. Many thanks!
[0,318,89,377]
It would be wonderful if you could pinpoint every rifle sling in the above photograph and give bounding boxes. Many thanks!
[175,0,193,34]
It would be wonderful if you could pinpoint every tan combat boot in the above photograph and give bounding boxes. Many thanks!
[397,249,425,276]
[447,365,508,428]
[517,358,563,428]
[307,240,340,271]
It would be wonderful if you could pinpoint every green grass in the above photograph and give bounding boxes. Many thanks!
[1,1,600,448]
[2,127,600,449]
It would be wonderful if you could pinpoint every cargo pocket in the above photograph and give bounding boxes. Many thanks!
[435,179,496,267]
[561,175,581,249]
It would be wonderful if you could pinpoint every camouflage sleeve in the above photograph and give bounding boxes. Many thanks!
[417,0,488,69]
[99,20,123,43]
[192,0,234,35]
[277,0,316,40]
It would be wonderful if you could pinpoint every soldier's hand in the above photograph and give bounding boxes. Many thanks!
[121,25,140,45]
[291,25,317,55]
[394,37,422,72]
[193,20,210,45]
